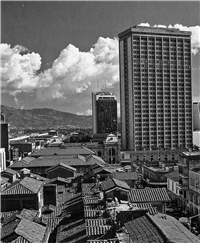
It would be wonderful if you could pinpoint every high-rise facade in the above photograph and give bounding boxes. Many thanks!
[0,112,9,159]
[92,91,117,134]
[193,102,200,131]
[119,26,193,152]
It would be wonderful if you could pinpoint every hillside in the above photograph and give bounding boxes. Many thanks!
[1,105,92,129]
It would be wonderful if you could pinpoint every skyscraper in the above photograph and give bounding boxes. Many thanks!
[92,91,117,134]
[119,25,193,152]
[193,102,200,131]
[1,112,9,160]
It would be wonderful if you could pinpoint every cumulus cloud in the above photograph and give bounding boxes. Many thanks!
[139,23,200,55]
[35,37,119,100]
[1,24,199,114]
[0,43,41,92]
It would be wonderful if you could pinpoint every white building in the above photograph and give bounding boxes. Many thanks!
[0,148,6,172]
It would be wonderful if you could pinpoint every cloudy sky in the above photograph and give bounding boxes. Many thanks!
[1,1,200,115]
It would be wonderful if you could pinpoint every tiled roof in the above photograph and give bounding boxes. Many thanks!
[164,171,179,182]
[17,209,38,221]
[2,168,19,175]
[82,183,100,196]
[0,210,19,221]
[1,219,19,239]
[113,172,138,181]
[124,215,165,243]
[85,219,108,227]
[128,188,170,203]
[84,205,104,210]
[1,176,10,184]
[45,162,76,173]
[56,216,86,243]
[10,235,31,243]
[2,177,43,195]
[31,147,94,157]
[15,218,46,243]
[46,176,72,184]
[10,155,105,169]
[133,203,158,215]
[87,240,118,243]
[41,215,62,231]
[84,210,104,218]
[86,225,111,236]
[20,157,35,164]
[83,196,100,205]
[101,178,130,192]
[149,214,200,243]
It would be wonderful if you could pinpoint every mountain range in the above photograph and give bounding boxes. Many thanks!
[1,105,92,130]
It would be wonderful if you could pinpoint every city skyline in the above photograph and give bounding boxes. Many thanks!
[1,1,200,115]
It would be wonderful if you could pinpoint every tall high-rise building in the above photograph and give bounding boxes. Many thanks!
[193,102,200,131]
[1,112,9,160]
[92,91,117,134]
[119,25,193,152]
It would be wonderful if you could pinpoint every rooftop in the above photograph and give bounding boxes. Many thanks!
[15,218,46,243]
[31,146,95,157]
[118,25,191,38]
[113,172,138,181]
[149,213,200,243]
[2,177,43,195]
[101,178,130,192]
[128,188,170,203]
[124,215,165,243]
[165,171,179,182]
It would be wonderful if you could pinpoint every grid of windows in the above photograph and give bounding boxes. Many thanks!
[120,26,192,151]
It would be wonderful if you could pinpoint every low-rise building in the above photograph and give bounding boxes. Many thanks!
[128,188,170,213]
[101,178,130,202]
[0,147,6,172]
[1,177,44,215]
[189,167,200,219]
[45,162,76,179]
[165,171,180,205]
[142,163,174,188]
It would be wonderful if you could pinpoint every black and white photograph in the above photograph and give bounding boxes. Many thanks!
[1,1,200,242]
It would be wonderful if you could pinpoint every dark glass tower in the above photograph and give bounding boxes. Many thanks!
[92,91,117,134]
[0,112,9,159]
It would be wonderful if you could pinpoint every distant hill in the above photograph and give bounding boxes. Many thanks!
[1,105,92,129]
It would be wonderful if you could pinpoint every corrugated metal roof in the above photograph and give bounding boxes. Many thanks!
[128,188,170,203]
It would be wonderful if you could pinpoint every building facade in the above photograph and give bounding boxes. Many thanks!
[119,25,193,153]
[193,102,200,131]
[1,123,9,160]
[92,91,117,134]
